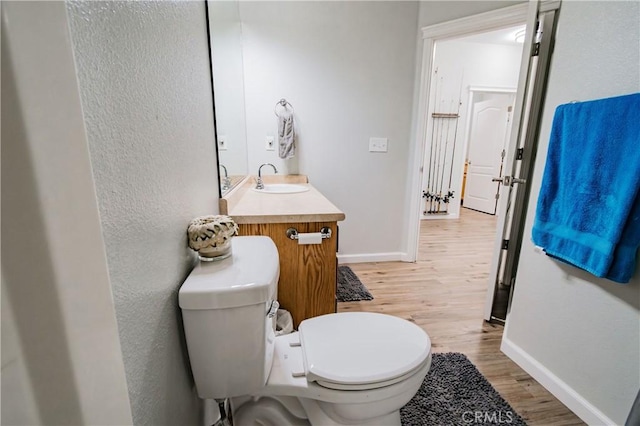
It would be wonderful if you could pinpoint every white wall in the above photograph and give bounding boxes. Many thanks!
[2,2,132,424]
[66,1,219,424]
[209,1,249,177]
[417,1,523,28]
[238,1,419,261]
[503,2,640,424]
[420,39,522,219]
[1,279,41,425]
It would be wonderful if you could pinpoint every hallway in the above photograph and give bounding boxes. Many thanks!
[339,208,583,425]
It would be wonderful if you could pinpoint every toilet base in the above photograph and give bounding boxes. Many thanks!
[234,397,310,426]
[233,396,402,426]
[227,332,430,426]
[300,398,401,426]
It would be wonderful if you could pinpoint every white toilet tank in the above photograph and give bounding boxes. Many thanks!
[179,236,280,399]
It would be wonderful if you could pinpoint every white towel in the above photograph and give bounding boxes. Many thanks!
[278,110,295,159]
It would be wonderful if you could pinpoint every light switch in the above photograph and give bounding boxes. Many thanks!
[369,137,388,152]
[266,136,275,151]
[217,135,228,151]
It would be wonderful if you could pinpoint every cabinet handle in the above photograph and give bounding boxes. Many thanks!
[286,227,332,240]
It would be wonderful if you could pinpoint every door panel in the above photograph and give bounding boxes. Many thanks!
[464,96,512,214]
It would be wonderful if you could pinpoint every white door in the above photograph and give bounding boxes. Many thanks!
[463,95,513,214]
[483,3,560,322]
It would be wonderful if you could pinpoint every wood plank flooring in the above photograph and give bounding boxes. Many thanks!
[339,208,584,426]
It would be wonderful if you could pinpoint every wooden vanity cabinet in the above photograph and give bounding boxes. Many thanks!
[238,221,338,328]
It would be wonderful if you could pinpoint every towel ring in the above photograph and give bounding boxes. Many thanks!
[274,98,294,117]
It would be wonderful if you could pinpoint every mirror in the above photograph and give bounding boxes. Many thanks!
[207,0,249,195]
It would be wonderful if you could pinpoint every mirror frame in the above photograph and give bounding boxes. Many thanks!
[204,0,223,199]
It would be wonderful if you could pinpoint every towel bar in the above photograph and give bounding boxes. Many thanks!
[286,227,332,240]
[274,98,294,117]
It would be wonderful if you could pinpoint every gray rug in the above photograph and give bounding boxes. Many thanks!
[401,353,527,425]
[337,266,374,302]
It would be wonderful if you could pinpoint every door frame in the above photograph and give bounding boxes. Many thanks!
[405,3,529,262]
[484,2,561,321]
[461,87,516,216]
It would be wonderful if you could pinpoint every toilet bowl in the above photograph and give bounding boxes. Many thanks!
[238,313,432,425]
[179,236,432,425]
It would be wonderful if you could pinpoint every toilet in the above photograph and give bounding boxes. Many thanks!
[179,236,432,425]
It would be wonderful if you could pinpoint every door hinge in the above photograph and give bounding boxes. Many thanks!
[495,192,500,200]
[502,239,509,250]
[501,149,506,159]
[532,42,540,56]
[516,148,524,160]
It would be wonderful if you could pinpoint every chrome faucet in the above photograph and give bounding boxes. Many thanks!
[219,164,231,191]
[256,163,278,189]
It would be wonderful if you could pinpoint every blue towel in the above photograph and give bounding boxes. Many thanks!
[532,93,640,283]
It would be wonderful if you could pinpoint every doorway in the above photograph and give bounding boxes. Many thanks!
[409,1,560,323]
[416,23,526,318]
[420,26,525,221]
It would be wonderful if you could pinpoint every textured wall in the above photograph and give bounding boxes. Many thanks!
[66,1,218,424]
[504,1,640,424]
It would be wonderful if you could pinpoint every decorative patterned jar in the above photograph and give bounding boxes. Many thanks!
[187,215,239,261]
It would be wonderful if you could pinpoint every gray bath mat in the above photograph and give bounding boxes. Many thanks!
[401,353,526,425]
[337,266,374,302]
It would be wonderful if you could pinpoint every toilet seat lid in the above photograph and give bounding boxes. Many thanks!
[298,312,431,387]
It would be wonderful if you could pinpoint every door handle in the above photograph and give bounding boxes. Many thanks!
[492,176,526,186]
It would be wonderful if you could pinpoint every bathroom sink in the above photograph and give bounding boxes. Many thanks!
[253,184,309,194]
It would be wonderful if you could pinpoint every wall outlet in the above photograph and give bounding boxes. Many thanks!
[217,135,228,151]
[369,137,388,152]
[265,136,275,151]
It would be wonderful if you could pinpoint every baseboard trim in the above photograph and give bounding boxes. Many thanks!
[501,337,616,426]
[337,252,405,264]
[421,213,460,220]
